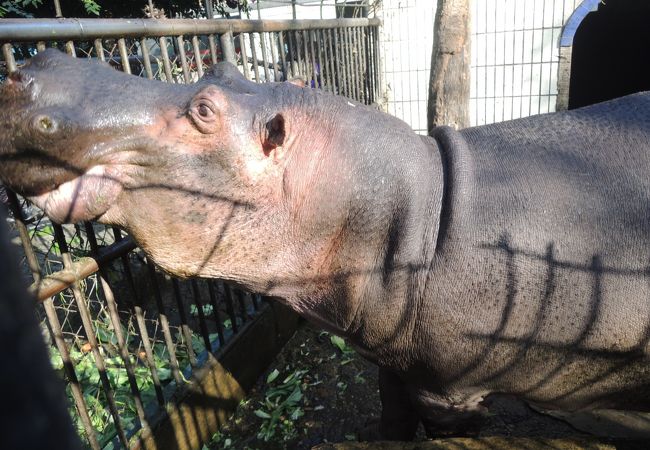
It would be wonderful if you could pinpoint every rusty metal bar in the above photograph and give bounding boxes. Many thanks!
[93,38,105,62]
[285,31,295,79]
[327,29,337,93]
[172,279,198,368]
[5,192,41,283]
[42,298,101,449]
[30,237,136,301]
[36,40,46,52]
[220,30,236,65]
[0,18,382,42]
[65,40,75,56]
[207,281,225,347]
[317,29,328,90]
[117,37,131,74]
[146,259,183,384]
[259,32,271,82]
[52,224,136,441]
[309,29,318,87]
[140,37,154,79]
[355,27,363,101]
[294,31,304,82]
[176,35,191,83]
[190,279,213,353]
[278,31,287,80]
[158,36,174,83]
[302,30,311,87]
[208,34,219,65]
[249,33,261,82]
[334,28,347,97]
[112,228,165,407]
[239,33,250,80]
[221,282,239,333]
[269,32,279,82]
[191,35,204,78]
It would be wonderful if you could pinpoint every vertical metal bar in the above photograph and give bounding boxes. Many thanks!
[93,38,105,62]
[140,38,154,79]
[373,25,380,103]
[259,32,271,82]
[117,37,131,74]
[2,44,16,73]
[36,41,46,52]
[176,36,191,83]
[309,29,318,87]
[295,31,304,82]
[249,33,261,82]
[192,35,205,78]
[207,281,225,346]
[357,27,365,102]
[222,282,239,333]
[250,293,260,311]
[220,30,237,65]
[359,27,367,104]
[235,288,248,323]
[208,34,219,65]
[52,224,139,439]
[333,28,345,96]
[354,28,362,101]
[364,27,374,104]
[42,298,102,450]
[343,28,352,97]
[240,33,251,80]
[317,29,327,90]
[269,32,279,82]
[327,29,337,94]
[172,279,198,368]
[145,260,183,384]
[302,30,312,87]
[191,279,214,353]
[111,228,165,406]
[159,37,174,83]
[278,32,288,80]
[65,41,76,57]
[5,192,41,283]
[285,31,295,79]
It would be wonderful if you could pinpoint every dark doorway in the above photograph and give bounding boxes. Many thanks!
[568,0,650,109]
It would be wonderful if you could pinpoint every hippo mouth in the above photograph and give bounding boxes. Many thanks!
[26,164,124,224]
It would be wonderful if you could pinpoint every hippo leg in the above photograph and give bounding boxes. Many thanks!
[410,388,488,438]
[377,368,420,440]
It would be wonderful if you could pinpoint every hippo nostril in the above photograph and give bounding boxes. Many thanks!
[32,114,58,134]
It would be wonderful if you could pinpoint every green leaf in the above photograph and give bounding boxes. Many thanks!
[253,409,271,419]
[330,335,346,352]
[266,368,279,384]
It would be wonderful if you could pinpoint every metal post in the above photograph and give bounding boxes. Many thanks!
[220,30,237,65]
[53,0,62,18]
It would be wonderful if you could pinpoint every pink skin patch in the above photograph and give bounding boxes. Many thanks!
[29,165,123,223]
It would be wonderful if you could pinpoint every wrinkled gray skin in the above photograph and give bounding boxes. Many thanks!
[1,50,649,440]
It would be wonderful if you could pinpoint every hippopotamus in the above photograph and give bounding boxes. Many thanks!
[1,49,649,440]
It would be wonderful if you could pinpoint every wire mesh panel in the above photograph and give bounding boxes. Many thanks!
[0,17,380,449]
[470,0,582,126]
[378,0,584,132]
[379,0,435,134]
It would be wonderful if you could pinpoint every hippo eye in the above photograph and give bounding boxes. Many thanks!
[197,103,212,118]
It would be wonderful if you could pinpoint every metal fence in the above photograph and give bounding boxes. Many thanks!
[0,17,380,449]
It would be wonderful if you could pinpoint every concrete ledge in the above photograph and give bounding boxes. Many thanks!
[135,300,301,450]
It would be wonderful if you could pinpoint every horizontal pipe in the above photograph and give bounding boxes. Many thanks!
[30,236,137,302]
[0,18,381,42]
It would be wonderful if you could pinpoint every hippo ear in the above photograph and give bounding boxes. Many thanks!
[202,61,259,94]
[262,114,286,155]
[286,77,306,88]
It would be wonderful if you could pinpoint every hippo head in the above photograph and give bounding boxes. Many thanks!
[0,50,434,330]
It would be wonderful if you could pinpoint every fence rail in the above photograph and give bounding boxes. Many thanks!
[0,16,381,449]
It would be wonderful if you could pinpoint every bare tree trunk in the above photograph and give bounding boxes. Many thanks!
[427,0,471,134]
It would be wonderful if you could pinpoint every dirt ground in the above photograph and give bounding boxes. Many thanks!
[208,324,645,450]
